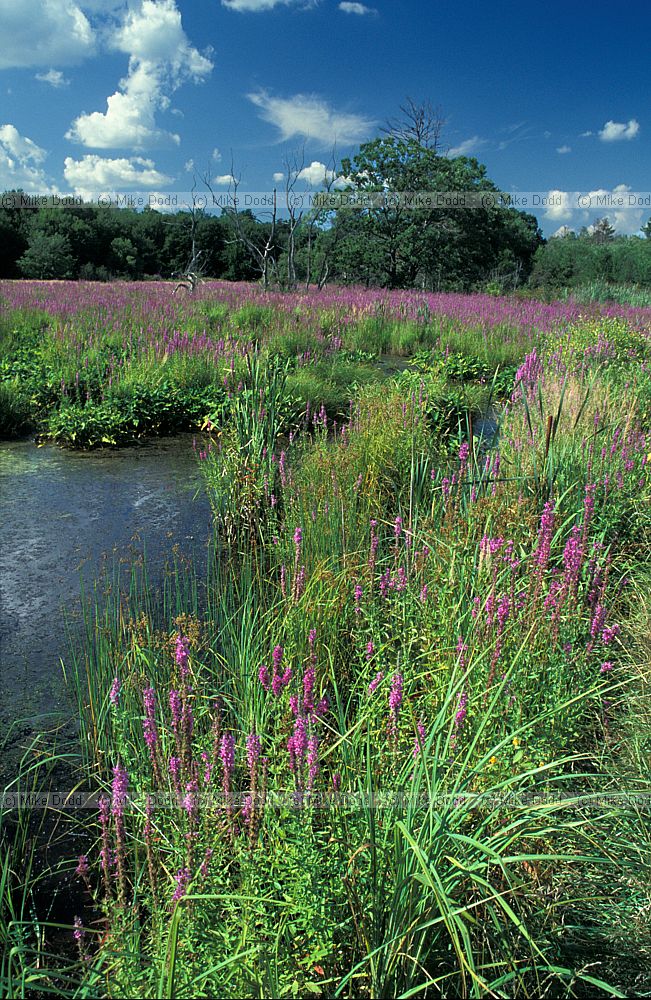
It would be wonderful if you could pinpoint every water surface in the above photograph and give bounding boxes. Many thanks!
[0,436,211,769]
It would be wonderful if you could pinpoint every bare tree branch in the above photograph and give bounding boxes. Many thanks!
[382,97,446,151]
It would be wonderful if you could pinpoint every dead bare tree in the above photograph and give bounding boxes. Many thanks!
[204,160,278,291]
[169,178,206,294]
[282,147,306,290]
[302,145,341,291]
[382,97,446,151]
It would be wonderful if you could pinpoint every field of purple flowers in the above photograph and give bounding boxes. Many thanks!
[1,281,651,997]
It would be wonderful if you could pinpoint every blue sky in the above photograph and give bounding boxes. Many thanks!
[1,0,649,235]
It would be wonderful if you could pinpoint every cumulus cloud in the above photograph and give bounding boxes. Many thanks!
[212,147,222,162]
[543,190,574,222]
[0,124,47,164]
[35,69,70,88]
[63,154,173,198]
[598,119,639,142]
[210,173,235,185]
[295,160,336,185]
[66,0,213,151]
[599,183,644,234]
[543,184,644,235]
[0,123,53,192]
[0,0,94,69]
[447,136,486,157]
[556,145,571,154]
[338,2,376,14]
[248,90,374,146]
[272,171,285,182]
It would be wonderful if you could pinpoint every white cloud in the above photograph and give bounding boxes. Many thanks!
[0,124,53,192]
[35,69,70,88]
[248,90,374,146]
[551,225,574,238]
[66,1,213,151]
[295,160,336,185]
[544,190,574,222]
[211,173,235,185]
[0,0,95,69]
[556,145,571,154]
[184,158,194,172]
[222,0,308,10]
[579,131,593,137]
[598,119,640,142]
[543,184,644,235]
[212,147,222,162]
[447,136,486,157]
[0,124,47,164]
[113,0,213,83]
[338,2,376,13]
[604,183,644,234]
[272,171,285,182]
[63,154,173,198]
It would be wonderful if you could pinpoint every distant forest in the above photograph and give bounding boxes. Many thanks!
[2,109,650,293]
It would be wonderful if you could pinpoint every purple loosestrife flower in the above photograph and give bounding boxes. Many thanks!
[98,795,111,893]
[601,661,614,673]
[590,604,607,643]
[602,623,620,645]
[169,690,182,737]
[420,584,428,603]
[175,634,190,677]
[287,715,307,774]
[220,733,235,774]
[72,917,86,947]
[388,673,403,735]
[413,720,426,759]
[314,695,329,717]
[452,691,468,742]
[109,676,121,707]
[111,762,128,818]
[259,664,270,690]
[171,867,191,907]
[182,778,199,822]
[354,582,363,614]
[303,663,316,715]
[111,762,129,904]
[535,500,556,573]
[246,731,261,773]
[456,637,468,671]
[368,671,384,694]
[169,756,182,799]
[562,525,583,598]
[366,641,375,661]
[201,751,212,785]
[75,855,89,879]
[394,515,403,539]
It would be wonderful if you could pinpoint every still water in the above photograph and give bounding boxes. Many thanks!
[0,436,211,765]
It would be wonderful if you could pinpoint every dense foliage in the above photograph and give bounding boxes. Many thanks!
[1,282,650,998]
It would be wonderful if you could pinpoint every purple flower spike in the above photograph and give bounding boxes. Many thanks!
[109,677,121,707]
[368,670,384,694]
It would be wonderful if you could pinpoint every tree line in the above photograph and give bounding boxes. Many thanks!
[1,112,649,292]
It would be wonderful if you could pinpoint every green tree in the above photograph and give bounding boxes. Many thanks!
[17,232,76,279]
